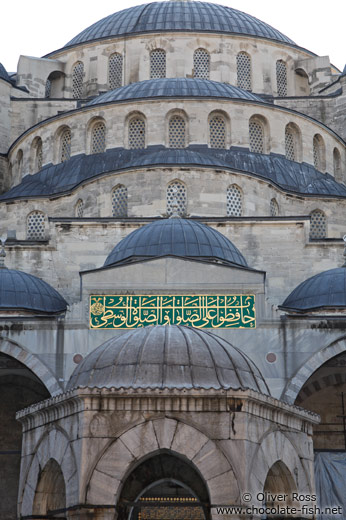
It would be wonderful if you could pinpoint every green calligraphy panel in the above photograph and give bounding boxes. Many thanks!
[90,295,256,329]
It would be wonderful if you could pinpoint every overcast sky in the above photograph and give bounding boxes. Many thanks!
[1,0,344,73]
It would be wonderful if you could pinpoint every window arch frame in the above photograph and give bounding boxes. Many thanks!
[167,111,188,149]
[236,51,252,92]
[88,118,106,155]
[26,210,46,241]
[150,48,167,79]
[112,184,128,217]
[333,147,342,180]
[57,126,72,163]
[193,48,210,79]
[284,123,302,162]
[108,52,123,90]
[75,199,84,218]
[126,112,147,150]
[309,209,327,239]
[16,149,23,179]
[31,136,43,173]
[276,59,288,97]
[227,184,243,217]
[71,61,84,99]
[166,180,187,217]
[249,115,269,154]
[208,111,230,149]
[270,198,279,217]
[313,133,326,172]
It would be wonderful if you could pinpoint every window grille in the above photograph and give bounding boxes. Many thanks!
[237,52,251,91]
[72,62,84,98]
[112,186,128,217]
[45,79,51,98]
[310,210,326,239]
[209,116,226,149]
[60,129,71,162]
[333,148,341,177]
[169,116,186,148]
[91,122,106,154]
[109,53,123,89]
[313,135,323,171]
[128,118,145,149]
[249,120,264,153]
[227,185,242,217]
[167,181,186,216]
[36,140,43,171]
[193,49,210,79]
[276,60,287,97]
[150,49,166,79]
[285,127,295,161]
[270,198,279,216]
[27,211,45,240]
[75,200,84,218]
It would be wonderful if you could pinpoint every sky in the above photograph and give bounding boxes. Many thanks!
[1,0,345,73]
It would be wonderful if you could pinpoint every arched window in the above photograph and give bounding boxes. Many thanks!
[91,122,106,154]
[276,60,287,97]
[209,115,226,149]
[333,148,341,178]
[32,137,43,172]
[27,211,46,240]
[193,48,210,79]
[112,185,128,217]
[237,52,252,91]
[150,49,166,79]
[109,53,123,89]
[167,181,186,217]
[16,149,23,177]
[285,124,298,161]
[169,115,186,148]
[75,199,84,218]
[249,119,264,154]
[227,185,243,217]
[270,198,279,216]
[60,129,71,162]
[72,61,84,98]
[310,210,326,239]
[45,78,51,98]
[33,459,66,516]
[128,117,145,149]
[313,134,325,172]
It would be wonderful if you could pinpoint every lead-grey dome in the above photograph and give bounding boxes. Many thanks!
[280,268,346,312]
[67,325,270,394]
[86,78,264,106]
[104,218,248,268]
[64,2,295,49]
[0,268,67,314]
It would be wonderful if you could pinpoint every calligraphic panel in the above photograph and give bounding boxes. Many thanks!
[90,295,255,329]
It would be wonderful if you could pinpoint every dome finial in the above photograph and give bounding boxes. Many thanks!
[342,235,346,267]
[0,235,7,269]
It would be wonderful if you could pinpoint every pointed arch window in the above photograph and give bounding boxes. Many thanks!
[150,49,166,79]
[209,115,226,149]
[33,138,43,172]
[72,61,84,98]
[237,52,252,91]
[91,122,106,154]
[167,181,186,217]
[313,134,325,172]
[276,60,287,96]
[193,49,210,79]
[16,149,23,177]
[249,119,264,154]
[112,185,128,217]
[270,198,279,216]
[60,129,71,162]
[109,53,123,89]
[227,185,243,217]
[285,125,297,161]
[169,115,186,148]
[310,210,326,239]
[333,148,341,178]
[75,199,84,218]
[27,211,46,240]
[128,117,145,149]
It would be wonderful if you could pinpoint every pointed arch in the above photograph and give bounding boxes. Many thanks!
[33,458,66,515]
[112,184,128,217]
[249,115,269,154]
[193,48,210,79]
[167,180,187,216]
[285,123,302,162]
[88,118,106,154]
[313,134,326,172]
[127,112,146,149]
[31,136,43,173]
[208,111,229,149]
[333,147,342,180]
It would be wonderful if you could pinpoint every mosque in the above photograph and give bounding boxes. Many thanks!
[0,1,345,518]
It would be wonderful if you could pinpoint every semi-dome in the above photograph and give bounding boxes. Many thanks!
[280,267,346,312]
[0,268,67,314]
[67,324,270,394]
[104,218,248,268]
[86,78,264,106]
[64,2,295,49]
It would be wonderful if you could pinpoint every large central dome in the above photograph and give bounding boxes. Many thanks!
[65,1,295,48]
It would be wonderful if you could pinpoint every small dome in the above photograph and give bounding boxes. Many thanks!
[86,78,264,106]
[65,2,294,48]
[67,325,270,394]
[0,269,67,314]
[104,218,248,268]
[0,63,10,83]
[280,267,346,312]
